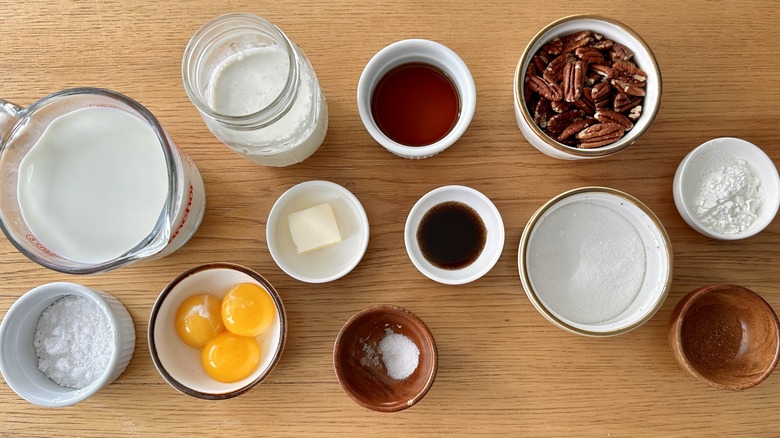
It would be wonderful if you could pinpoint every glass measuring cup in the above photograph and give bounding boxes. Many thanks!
[0,88,206,274]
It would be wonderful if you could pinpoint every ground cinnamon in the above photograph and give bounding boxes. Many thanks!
[681,304,742,370]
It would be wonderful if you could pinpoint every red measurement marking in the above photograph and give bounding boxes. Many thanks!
[26,235,59,258]
[169,182,194,243]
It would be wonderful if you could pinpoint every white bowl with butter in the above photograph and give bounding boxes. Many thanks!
[266,180,370,283]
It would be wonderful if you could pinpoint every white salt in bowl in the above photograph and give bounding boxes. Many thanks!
[519,187,672,336]
[0,282,135,407]
[673,137,780,240]
[148,263,286,399]
[266,180,370,283]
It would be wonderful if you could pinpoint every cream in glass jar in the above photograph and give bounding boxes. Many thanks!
[183,13,328,167]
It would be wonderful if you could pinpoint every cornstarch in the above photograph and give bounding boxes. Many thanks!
[528,202,646,324]
[33,295,113,389]
[690,150,764,234]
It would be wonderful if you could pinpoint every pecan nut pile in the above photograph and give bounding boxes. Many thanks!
[524,31,648,149]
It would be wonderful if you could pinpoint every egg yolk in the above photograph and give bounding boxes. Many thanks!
[201,331,261,383]
[221,283,276,337]
[175,294,225,348]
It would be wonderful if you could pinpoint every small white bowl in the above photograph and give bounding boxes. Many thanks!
[513,15,662,160]
[673,137,780,240]
[0,282,135,407]
[405,185,504,285]
[519,187,672,336]
[357,39,476,159]
[148,263,286,399]
[266,180,370,283]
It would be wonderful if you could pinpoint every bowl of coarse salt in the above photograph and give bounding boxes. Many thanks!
[0,282,135,407]
[519,187,673,336]
[333,304,437,412]
[673,137,780,240]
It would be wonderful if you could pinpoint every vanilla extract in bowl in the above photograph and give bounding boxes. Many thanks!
[417,201,486,270]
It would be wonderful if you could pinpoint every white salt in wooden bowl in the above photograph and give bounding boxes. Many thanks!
[0,282,135,407]
[518,187,672,336]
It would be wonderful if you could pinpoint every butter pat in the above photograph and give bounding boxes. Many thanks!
[288,203,342,254]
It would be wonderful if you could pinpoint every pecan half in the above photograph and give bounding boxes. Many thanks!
[563,60,584,102]
[577,123,625,148]
[542,38,563,56]
[527,76,563,101]
[595,108,634,131]
[562,31,592,53]
[589,64,613,80]
[614,93,642,112]
[574,96,595,113]
[575,47,605,65]
[612,79,646,97]
[613,61,647,85]
[558,118,596,141]
[551,100,572,113]
[534,97,551,128]
[591,38,614,51]
[547,109,585,134]
[591,82,612,100]
[533,54,549,72]
[610,42,634,61]
[543,53,575,82]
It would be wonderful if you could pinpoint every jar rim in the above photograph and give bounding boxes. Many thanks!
[181,13,300,129]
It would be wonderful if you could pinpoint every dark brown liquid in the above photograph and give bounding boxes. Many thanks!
[417,201,486,270]
[371,63,460,146]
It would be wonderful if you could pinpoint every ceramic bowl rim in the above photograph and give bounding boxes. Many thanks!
[266,180,370,283]
[0,282,127,407]
[147,262,287,400]
[518,186,673,336]
[404,185,505,285]
[357,38,477,159]
[672,137,780,240]
[513,14,662,157]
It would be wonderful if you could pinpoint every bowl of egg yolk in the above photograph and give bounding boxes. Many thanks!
[148,263,287,399]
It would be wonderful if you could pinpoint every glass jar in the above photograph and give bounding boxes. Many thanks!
[182,13,328,167]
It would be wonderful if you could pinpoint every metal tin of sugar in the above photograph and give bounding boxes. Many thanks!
[518,187,672,337]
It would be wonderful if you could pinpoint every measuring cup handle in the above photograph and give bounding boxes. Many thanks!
[0,99,22,139]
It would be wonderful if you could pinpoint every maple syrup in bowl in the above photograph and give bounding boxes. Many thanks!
[371,63,460,147]
[357,39,476,159]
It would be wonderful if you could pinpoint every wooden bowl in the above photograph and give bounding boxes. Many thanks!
[669,284,780,390]
[333,305,437,412]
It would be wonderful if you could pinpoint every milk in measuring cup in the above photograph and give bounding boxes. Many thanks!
[205,46,327,166]
[17,107,169,264]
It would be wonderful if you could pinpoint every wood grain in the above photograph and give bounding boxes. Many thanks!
[1,0,779,436]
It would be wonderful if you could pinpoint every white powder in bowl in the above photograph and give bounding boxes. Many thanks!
[527,202,646,325]
[688,150,764,234]
[33,295,114,389]
[378,330,420,380]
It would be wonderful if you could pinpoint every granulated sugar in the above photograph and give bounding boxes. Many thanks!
[33,295,113,389]
[528,202,646,324]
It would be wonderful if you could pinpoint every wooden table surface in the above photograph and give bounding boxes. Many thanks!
[1,0,779,436]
